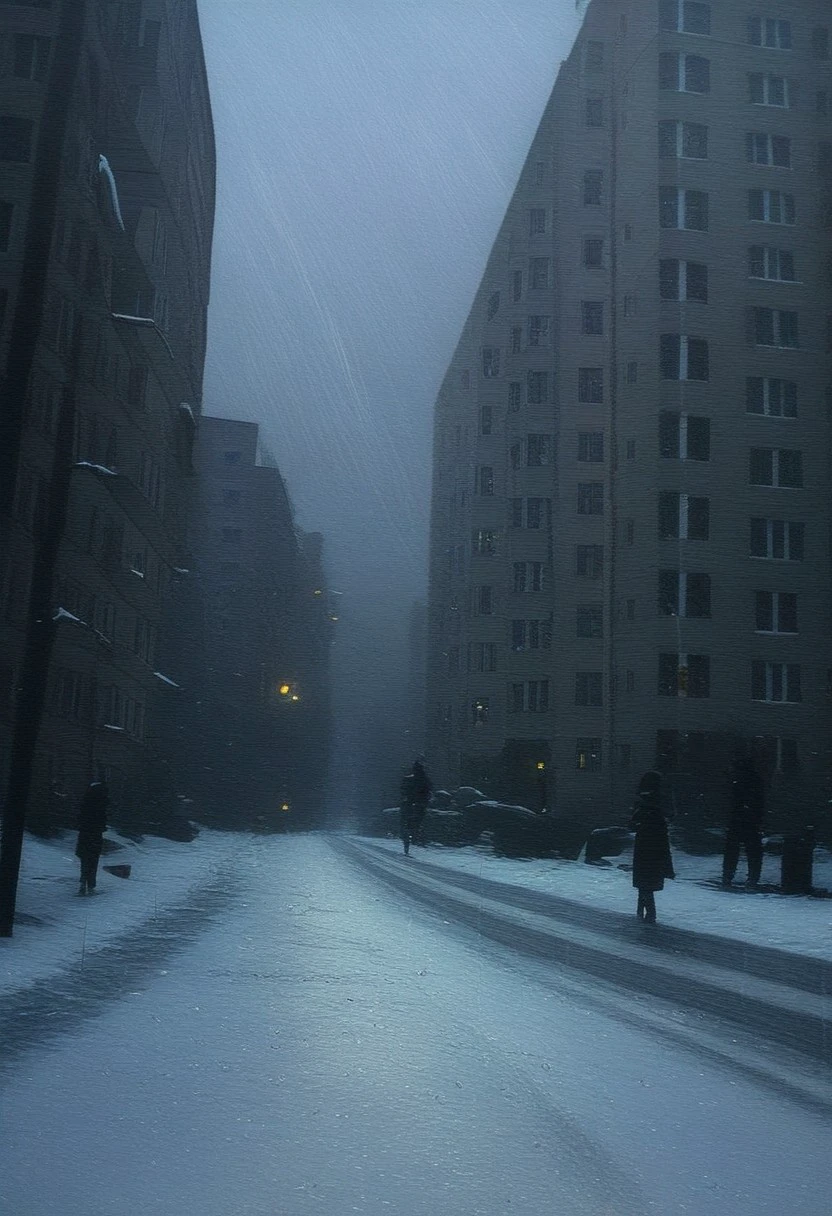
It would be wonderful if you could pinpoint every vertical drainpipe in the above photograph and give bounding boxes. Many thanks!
[606,15,620,818]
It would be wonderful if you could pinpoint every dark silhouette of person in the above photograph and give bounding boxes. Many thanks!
[399,758,432,855]
[630,770,675,923]
[722,748,766,888]
[75,781,109,895]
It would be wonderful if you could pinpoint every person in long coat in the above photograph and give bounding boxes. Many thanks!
[75,781,109,895]
[630,770,674,923]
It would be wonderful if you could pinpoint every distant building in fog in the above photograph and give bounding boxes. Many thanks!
[0,1,214,833]
[159,415,333,830]
[427,0,832,828]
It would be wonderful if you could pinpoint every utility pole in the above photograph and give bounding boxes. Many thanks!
[0,0,87,937]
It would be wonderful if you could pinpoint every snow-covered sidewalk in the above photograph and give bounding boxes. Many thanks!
[360,836,832,963]
[0,830,246,996]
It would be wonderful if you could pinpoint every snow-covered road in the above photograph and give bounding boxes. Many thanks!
[1,835,829,1216]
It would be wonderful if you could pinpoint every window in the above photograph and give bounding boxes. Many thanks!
[659,412,711,460]
[513,562,544,594]
[625,520,635,546]
[510,327,523,355]
[510,680,550,713]
[750,448,803,488]
[748,189,795,224]
[526,434,553,466]
[752,662,800,703]
[660,187,708,230]
[626,439,636,459]
[581,302,604,335]
[512,270,523,302]
[472,528,499,556]
[660,0,711,35]
[659,260,708,302]
[0,116,34,163]
[511,497,549,529]
[578,432,604,462]
[526,370,548,404]
[529,208,546,236]
[657,571,711,618]
[575,672,603,707]
[527,315,550,347]
[54,669,84,719]
[659,120,708,159]
[477,465,494,495]
[750,518,804,560]
[481,347,500,378]
[812,27,829,59]
[660,334,709,380]
[746,132,791,167]
[583,170,603,205]
[658,654,710,698]
[576,738,602,771]
[472,643,497,674]
[748,246,795,281]
[577,544,603,578]
[471,698,490,726]
[749,73,789,107]
[583,238,603,267]
[460,369,471,389]
[511,619,552,652]
[752,307,798,348]
[529,257,549,290]
[623,294,637,318]
[659,52,710,93]
[748,17,791,49]
[817,91,828,116]
[746,377,797,417]
[13,34,50,81]
[658,492,710,540]
[756,736,799,775]
[585,39,604,69]
[476,586,494,615]
[585,98,604,128]
[508,382,522,412]
[534,161,545,185]
[755,591,797,634]
[577,604,603,638]
[0,201,13,253]
[625,362,638,386]
[578,367,604,403]
[487,291,500,320]
[478,405,493,437]
[577,483,603,515]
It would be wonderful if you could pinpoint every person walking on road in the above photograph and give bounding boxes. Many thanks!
[630,770,675,923]
[722,747,766,888]
[399,758,432,855]
[75,781,109,895]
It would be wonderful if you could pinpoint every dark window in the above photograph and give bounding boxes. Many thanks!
[0,116,34,163]
[482,347,500,377]
[577,545,603,578]
[477,465,494,495]
[750,518,804,560]
[746,377,797,417]
[811,27,829,59]
[575,738,602,772]
[659,654,710,697]
[577,604,603,638]
[529,208,546,236]
[748,17,791,48]
[752,662,801,703]
[476,586,493,615]
[479,405,492,436]
[583,238,603,267]
[659,120,708,159]
[529,257,549,289]
[657,572,711,617]
[659,52,710,93]
[660,259,708,302]
[578,367,604,403]
[660,187,708,230]
[527,315,549,347]
[577,483,603,515]
[471,698,490,726]
[581,301,604,335]
[583,170,603,205]
[660,334,709,380]
[755,591,797,633]
[508,382,522,412]
[526,370,548,404]
[625,361,638,385]
[659,412,710,460]
[585,98,604,127]
[487,291,500,320]
[13,34,50,81]
[578,432,604,462]
[626,438,636,459]
[512,270,522,302]
[0,201,13,252]
[575,672,603,707]
[585,40,604,69]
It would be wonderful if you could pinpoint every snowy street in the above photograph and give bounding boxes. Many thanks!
[2,834,831,1216]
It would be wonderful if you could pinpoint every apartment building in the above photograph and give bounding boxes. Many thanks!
[0,1,215,832]
[427,0,832,829]
[162,416,334,830]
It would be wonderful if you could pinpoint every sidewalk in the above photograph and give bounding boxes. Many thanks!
[0,829,244,997]
[360,836,832,964]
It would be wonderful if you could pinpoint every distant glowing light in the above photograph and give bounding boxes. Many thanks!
[279,683,291,696]
[536,762,546,771]
[291,694,300,702]
[280,803,290,812]
[313,589,323,596]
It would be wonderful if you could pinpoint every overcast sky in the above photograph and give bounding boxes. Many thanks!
[196,0,581,812]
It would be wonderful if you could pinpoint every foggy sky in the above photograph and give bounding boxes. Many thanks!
[196,0,581,814]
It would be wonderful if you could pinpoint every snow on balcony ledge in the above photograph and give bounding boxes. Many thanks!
[153,672,181,689]
[53,607,86,626]
[74,461,117,476]
[97,154,125,231]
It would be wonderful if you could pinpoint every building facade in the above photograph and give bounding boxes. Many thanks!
[427,0,832,830]
[0,0,215,832]
[160,415,333,831]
